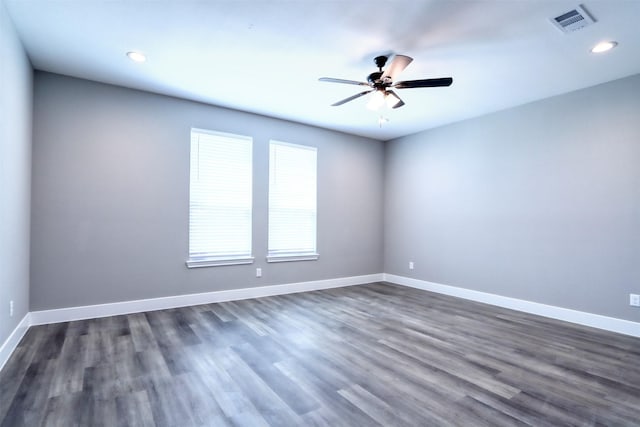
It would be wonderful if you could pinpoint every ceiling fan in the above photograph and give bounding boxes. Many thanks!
[319,54,453,110]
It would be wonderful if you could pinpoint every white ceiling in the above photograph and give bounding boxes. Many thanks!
[6,0,640,141]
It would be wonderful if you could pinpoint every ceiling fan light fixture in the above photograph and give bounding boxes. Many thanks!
[126,51,147,63]
[591,41,617,53]
[366,90,386,111]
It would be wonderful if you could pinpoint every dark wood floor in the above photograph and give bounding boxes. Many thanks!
[1,282,639,426]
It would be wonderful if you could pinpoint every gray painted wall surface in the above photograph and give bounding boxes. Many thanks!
[0,1,32,343]
[31,72,384,311]
[385,74,640,322]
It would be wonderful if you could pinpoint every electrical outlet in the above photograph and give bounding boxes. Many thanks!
[630,294,640,307]
[256,268,262,278]
[9,300,13,317]
[409,261,414,270]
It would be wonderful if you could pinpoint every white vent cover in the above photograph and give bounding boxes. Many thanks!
[550,5,596,33]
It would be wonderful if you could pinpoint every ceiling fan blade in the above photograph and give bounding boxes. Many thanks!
[319,77,370,86]
[381,55,413,81]
[330,89,374,106]
[386,90,405,109]
[393,77,453,89]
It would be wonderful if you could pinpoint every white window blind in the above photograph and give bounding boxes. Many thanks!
[268,140,318,262]
[187,129,253,267]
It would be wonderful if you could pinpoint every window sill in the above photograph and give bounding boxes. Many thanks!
[186,256,254,268]
[266,253,319,263]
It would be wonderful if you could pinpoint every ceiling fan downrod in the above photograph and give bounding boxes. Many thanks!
[368,56,388,86]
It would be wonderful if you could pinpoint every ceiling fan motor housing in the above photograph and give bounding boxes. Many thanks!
[367,71,385,86]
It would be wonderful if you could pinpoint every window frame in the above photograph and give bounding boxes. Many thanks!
[186,128,254,269]
[267,140,319,263]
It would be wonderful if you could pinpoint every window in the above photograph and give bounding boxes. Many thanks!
[187,129,253,268]
[268,140,318,262]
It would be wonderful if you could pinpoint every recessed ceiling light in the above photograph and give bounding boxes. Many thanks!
[591,41,618,53]
[126,51,146,63]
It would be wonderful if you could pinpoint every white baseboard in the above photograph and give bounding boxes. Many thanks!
[384,274,640,338]
[0,313,31,372]
[29,273,384,325]
[4,271,637,374]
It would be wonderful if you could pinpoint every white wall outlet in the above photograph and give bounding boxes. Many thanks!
[630,294,640,307]
[9,300,14,317]
[256,268,262,278]
[409,261,414,270]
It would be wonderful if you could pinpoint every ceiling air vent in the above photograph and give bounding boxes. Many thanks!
[550,5,595,33]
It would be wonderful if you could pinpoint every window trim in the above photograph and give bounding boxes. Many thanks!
[266,254,319,263]
[186,255,255,269]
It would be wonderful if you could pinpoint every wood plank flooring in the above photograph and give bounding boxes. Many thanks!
[1,282,639,426]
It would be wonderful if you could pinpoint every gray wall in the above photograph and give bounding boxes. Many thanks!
[0,1,32,343]
[31,72,384,311]
[385,74,640,322]
[25,61,640,325]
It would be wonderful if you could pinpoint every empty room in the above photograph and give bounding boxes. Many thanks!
[1,0,640,425]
